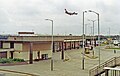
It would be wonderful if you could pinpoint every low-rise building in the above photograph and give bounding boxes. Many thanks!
[0,33,82,63]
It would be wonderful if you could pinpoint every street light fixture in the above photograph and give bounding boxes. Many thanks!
[88,10,100,67]
[45,19,54,71]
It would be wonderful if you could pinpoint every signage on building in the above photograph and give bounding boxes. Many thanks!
[0,35,8,40]
[18,32,37,36]
[18,32,34,34]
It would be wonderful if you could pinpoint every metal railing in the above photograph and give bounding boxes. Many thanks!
[89,56,120,76]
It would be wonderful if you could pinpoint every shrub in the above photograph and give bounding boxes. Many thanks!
[13,58,25,62]
[0,58,13,64]
[0,58,25,64]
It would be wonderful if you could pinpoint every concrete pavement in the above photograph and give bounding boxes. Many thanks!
[0,46,120,76]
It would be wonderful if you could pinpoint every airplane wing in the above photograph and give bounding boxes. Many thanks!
[65,9,78,15]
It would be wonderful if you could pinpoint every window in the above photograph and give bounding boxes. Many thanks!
[0,41,3,48]
[10,42,14,48]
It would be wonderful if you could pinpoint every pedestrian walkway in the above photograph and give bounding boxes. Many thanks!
[0,46,120,76]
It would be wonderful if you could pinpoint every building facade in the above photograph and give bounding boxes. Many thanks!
[0,34,82,62]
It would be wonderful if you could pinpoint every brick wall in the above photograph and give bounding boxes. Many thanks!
[22,42,51,51]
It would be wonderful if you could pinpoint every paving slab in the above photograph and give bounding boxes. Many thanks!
[0,46,120,76]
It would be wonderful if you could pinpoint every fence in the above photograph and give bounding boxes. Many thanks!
[89,56,120,76]
[104,67,120,76]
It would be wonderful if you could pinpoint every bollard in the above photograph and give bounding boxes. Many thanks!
[114,49,116,53]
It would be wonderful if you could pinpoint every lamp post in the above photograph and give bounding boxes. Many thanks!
[45,19,54,71]
[88,20,96,40]
[85,23,90,36]
[88,10,100,67]
[82,11,87,70]
[109,27,111,47]
[85,23,90,48]
[88,19,96,57]
[90,26,93,44]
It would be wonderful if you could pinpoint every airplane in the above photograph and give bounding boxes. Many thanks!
[65,9,78,15]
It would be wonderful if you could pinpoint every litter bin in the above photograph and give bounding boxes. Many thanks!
[41,54,48,60]
[41,54,45,59]
[45,54,48,59]
[85,47,89,54]
[91,46,93,50]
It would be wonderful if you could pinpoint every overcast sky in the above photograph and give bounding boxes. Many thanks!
[0,0,120,35]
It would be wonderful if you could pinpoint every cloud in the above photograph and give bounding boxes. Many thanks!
[0,0,120,35]
[0,8,10,23]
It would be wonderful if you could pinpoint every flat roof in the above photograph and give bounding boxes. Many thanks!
[0,48,14,52]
